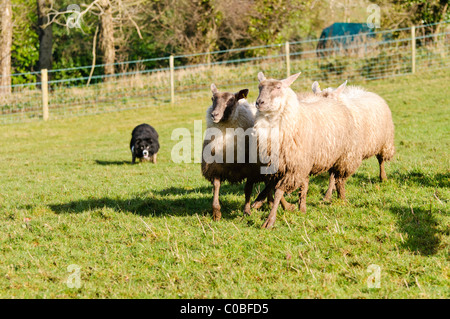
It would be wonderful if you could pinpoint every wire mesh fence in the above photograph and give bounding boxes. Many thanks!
[0,21,449,125]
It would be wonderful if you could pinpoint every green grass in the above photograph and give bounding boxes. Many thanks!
[0,70,449,298]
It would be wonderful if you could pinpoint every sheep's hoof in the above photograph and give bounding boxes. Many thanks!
[244,207,252,216]
[212,209,222,221]
[299,205,307,213]
[282,202,296,211]
[322,195,332,203]
[251,201,263,210]
[262,217,276,229]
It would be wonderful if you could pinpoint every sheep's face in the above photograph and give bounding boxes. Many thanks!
[210,92,238,123]
[256,79,285,112]
[256,72,301,113]
[209,84,249,123]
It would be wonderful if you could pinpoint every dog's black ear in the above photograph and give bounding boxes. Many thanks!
[135,138,142,146]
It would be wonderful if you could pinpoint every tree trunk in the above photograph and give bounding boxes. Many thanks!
[37,0,53,82]
[0,0,12,94]
[99,0,115,76]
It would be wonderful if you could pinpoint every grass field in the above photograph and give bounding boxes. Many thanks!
[0,70,449,298]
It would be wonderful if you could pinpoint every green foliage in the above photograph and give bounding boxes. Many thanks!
[11,0,39,84]
[248,0,289,45]
[392,0,449,25]
[6,0,449,83]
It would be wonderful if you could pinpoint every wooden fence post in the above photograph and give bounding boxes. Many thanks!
[41,68,49,121]
[285,41,290,77]
[169,55,175,104]
[411,26,416,74]
[206,50,211,68]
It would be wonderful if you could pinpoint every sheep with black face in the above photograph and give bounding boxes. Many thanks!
[201,84,294,221]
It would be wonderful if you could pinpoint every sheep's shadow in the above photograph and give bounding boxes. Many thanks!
[312,171,445,256]
[310,171,382,189]
[325,169,449,189]
[390,170,449,188]
[387,203,444,256]
[48,183,274,220]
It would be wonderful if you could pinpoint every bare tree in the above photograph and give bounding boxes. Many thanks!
[144,0,255,61]
[99,0,115,75]
[43,0,144,77]
[1,0,13,93]
[37,0,53,76]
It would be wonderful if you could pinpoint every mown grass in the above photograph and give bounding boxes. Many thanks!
[0,70,448,298]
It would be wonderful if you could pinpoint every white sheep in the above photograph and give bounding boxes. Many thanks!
[312,80,395,200]
[254,72,362,228]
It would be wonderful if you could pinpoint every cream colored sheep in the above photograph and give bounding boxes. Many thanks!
[254,72,362,228]
[312,80,395,200]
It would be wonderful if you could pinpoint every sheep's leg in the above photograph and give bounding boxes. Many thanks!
[251,181,274,209]
[269,188,294,211]
[267,189,274,208]
[323,172,335,202]
[212,178,222,221]
[377,155,387,182]
[335,177,347,200]
[280,196,295,211]
[243,179,254,216]
[262,188,284,229]
[252,182,294,211]
[298,178,309,213]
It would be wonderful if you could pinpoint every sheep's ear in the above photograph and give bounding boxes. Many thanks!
[312,81,322,93]
[257,72,266,82]
[281,72,301,87]
[334,80,347,96]
[235,89,249,101]
[211,83,218,95]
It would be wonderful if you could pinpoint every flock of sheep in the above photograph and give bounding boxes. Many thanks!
[201,72,395,229]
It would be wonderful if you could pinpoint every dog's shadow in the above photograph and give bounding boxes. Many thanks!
[95,160,133,166]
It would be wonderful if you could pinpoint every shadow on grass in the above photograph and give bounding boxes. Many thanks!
[388,203,443,256]
[48,183,270,220]
[313,170,445,256]
[391,170,449,188]
[320,169,449,189]
[46,169,446,255]
[311,171,382,190]
[95,160,133,166]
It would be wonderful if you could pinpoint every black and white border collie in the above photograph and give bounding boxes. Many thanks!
[130,123,160,164]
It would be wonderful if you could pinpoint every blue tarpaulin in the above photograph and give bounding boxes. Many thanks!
[317,22,376,56]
